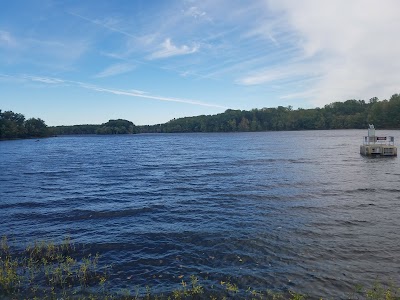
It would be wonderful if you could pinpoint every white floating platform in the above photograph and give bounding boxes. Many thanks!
[360,144,397,156]
[360,125,397,156]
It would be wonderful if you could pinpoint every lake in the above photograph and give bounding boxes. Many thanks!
[1,130,399,298]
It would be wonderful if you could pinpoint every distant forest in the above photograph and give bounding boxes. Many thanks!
[52,93,400,135]
[0,117,135,140]
[1,94,400,140]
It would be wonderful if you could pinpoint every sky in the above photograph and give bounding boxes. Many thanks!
[1,0,400,126]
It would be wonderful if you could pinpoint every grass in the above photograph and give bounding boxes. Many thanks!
[1,236,399,299]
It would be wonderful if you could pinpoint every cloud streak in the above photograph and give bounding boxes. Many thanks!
[16,74,227,109]
[68,11,137,39]
[23,75,66,84]
[80,83,225,108]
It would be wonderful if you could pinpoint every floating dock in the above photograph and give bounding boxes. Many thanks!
[360,124,397,156]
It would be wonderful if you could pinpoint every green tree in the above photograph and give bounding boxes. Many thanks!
[24,118,48,137]
[96,119,136,134]
[368,101,388,127]
[386,94,400,128]
[238,117,250,131]
[0,110,26,138]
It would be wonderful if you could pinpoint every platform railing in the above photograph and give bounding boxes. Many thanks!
[363,136,395,145]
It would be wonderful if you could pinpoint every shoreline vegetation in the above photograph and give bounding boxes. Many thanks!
[1,94,400,140]
[1,236,399,300]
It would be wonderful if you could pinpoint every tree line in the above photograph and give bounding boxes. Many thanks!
[136,94,400,133]
[0,110,49,139]
[2,94,399,139]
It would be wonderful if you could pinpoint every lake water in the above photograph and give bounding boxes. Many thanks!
[1,130,399,298]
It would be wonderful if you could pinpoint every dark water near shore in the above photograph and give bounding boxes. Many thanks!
[1,130,399,298]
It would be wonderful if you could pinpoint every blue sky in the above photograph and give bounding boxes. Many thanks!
[1,0,400,126]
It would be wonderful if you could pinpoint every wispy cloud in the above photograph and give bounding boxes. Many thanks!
[69,11,201,62]
[183,6,211,21]
[12,74,227,109]
[147,38,199,60]
[0,30,17,48]
[237,69,292,86]
[95,63,136,78]
[237,62,321,86]
[0,27,88,70]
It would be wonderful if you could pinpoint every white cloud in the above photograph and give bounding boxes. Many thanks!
[147,38,199,60]
[263,0,400,104]
[95,63,136,78]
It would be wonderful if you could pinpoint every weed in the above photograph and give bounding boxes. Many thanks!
[0,235,108,299]
[1,235,399,300]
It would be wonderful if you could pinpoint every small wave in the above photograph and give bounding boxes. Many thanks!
[345,188,377,194]
[11,204,168,223]
[338,219,370,226]
[357,203,376,207]
[235,158,295,165]
[344,187,400,194]
[0,201,46,209]
[61,204,167,222]
[384,188,400,193]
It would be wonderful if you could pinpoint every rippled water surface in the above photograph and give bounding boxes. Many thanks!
[1,130,399,298]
